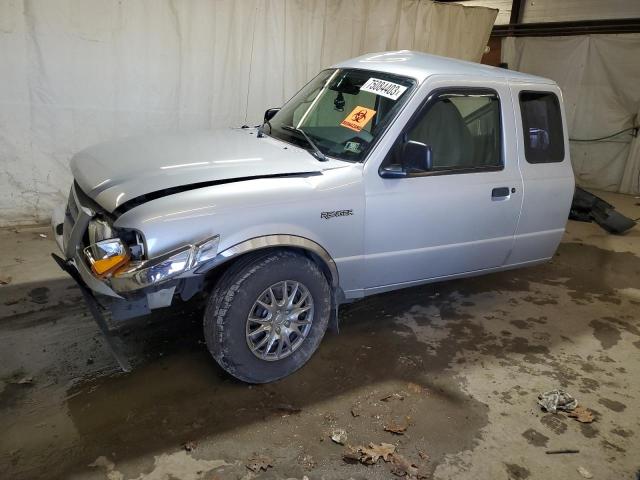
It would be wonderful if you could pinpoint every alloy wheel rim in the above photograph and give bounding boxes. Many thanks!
[246,280,314,361]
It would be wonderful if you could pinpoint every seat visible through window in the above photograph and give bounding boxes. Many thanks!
[406,91,502,171]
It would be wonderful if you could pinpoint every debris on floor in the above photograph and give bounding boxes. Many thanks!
[246,453,273,472]
[9,375,34,385]
[182,440,196,452]
[343,443,427,479]
[390,452,420,478]
[38,233,47,238]
[407,382,428,395]
[273,403,302,416]
[343,442,396,464]
[537,389,578,413]
[330,428,348,445]
[297,453,316,470]
[384,416,411,435]
[577,466,594,479]
[570,186,637,234]
[0,275,12,285]
[537,389,595,423]
[381,392,405,402]
[567,405,594,423]
[546,449,580,454]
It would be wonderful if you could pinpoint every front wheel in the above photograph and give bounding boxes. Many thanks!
[203,250,332,383]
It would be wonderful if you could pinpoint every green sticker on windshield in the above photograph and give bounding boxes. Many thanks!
[344,141,362,153]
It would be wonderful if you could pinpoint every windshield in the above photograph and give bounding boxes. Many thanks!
[265,69,415,162]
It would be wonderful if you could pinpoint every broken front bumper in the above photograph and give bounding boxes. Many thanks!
[51,252,132,372]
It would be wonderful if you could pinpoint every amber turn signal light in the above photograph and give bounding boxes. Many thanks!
[84,238,130,278]
[91,254,130,276]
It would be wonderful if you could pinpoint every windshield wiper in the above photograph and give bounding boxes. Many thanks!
[281,124,328,162]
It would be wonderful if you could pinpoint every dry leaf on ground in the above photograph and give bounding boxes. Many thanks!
[342,445,362,463]
[344,443,397,465]
[567,405,594,423]
[360,443,396,464]
[390,452,418,477]
[343,444,429,479]
[0,275,11,285]
[246,454,273,472]
[384,417,411,435]
[407,383,427,395]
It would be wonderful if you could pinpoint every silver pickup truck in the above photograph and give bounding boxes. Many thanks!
[52,51,575,382]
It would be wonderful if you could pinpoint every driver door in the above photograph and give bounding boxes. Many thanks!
[363,81,523,290]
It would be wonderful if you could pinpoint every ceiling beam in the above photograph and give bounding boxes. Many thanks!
[493,18,640,37]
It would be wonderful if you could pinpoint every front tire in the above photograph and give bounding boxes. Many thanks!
[204,250,332,383]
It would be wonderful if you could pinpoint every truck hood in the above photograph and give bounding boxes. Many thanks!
[71,129,347,213]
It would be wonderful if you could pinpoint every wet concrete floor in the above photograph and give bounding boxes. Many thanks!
[1,213,639,479]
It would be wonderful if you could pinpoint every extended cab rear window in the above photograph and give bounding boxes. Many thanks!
[519,91,564,164]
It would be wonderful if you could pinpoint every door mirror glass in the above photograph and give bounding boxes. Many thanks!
[264,108,280,123]
[402,140,433,173]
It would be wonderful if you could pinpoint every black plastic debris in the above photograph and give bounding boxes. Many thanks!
[569,186,637,234]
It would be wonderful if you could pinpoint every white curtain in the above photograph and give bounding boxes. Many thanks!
[502,34,640,195]
[0,0,496,226]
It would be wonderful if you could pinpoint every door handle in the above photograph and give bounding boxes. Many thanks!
[492,187,510,198]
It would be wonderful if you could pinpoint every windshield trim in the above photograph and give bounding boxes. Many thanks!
[262,68,418,163]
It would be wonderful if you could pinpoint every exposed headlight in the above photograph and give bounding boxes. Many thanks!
[84,238,130,277]
[108,235,219,292]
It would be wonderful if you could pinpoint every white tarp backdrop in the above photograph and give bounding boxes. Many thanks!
[503,34,640,195]
[0,0,496,226]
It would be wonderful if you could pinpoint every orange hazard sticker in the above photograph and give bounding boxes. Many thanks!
[340,106,376,132]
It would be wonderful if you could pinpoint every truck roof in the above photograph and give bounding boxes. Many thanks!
[334,50,555,85]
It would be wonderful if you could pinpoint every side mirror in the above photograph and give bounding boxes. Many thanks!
[264,108,280,123]
[402,140,433,172]
[379,164,408,179]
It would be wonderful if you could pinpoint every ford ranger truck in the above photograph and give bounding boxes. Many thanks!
[52,51,575,383]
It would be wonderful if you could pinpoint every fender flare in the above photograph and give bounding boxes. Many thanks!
[213,234,340,288]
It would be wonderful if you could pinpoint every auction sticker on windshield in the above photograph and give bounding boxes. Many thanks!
[340,106,376,132]
[360,78,407,100]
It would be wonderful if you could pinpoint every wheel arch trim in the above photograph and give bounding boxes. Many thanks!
[213,235,339,288]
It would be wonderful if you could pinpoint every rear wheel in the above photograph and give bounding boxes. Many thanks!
[203,250,332,383]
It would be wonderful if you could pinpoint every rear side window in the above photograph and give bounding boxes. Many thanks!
[519,91,564,164]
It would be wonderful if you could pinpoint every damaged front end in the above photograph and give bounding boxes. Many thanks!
[51,183,221,368]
